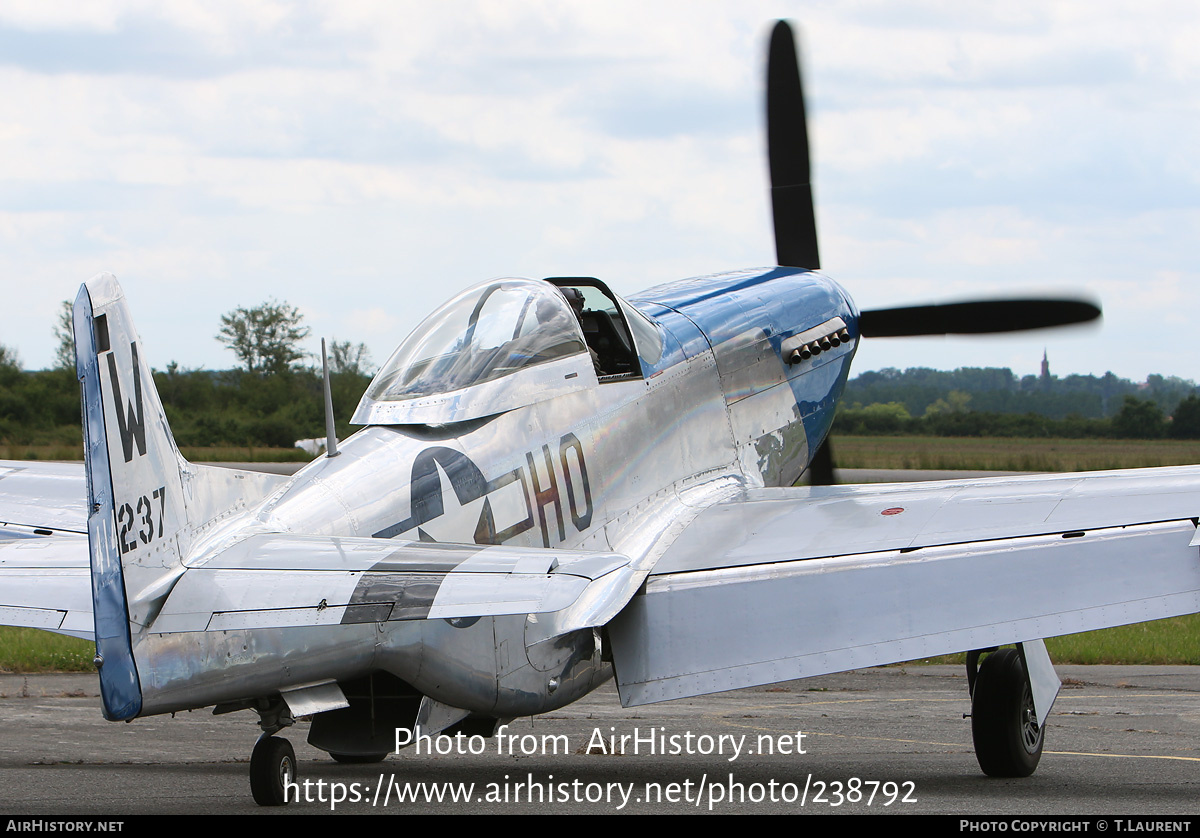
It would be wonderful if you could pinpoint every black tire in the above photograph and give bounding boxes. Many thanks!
[330,752,387,764]
[250,736,297,806]
[971,648,1044,777]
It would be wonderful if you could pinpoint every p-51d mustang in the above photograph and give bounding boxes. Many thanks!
[3,22,1199,806]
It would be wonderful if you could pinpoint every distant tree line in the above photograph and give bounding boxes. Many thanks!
[0,301,374,450]
[835,365,1200,439]
[843,365,1197,420]
[7,315,1200,447]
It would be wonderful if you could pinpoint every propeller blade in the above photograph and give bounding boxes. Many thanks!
[768,20,819,270]
[858,299,1101,338]
[806,438,835,486]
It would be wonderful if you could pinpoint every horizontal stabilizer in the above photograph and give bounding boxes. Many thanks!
[154,534,635,641]
[0,536,93,639]
[0,461,86,534]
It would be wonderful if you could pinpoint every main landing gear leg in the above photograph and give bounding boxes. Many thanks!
[249,698,297,806]
[966,647,1044,777]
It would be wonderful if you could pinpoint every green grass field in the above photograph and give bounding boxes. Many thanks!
[0,627,95,673]
[908,615,1200,666]
[3,615,1198,673]
[830,435,1200,472]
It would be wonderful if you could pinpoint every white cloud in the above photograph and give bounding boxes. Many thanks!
[0,1,1195,387]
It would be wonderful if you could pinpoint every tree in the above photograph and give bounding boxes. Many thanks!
[923,390,971,417]
[0,343,19,389]
[328,340,373,376]
[1111,395,1165,439]
[1170,394,1200,439]
[53,300,74,370]
[217,300,310,375]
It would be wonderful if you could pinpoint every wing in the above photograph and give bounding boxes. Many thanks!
[0,460,93,638]
[607,466,1200,706]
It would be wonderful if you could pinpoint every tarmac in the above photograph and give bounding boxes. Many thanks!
[1,665,1196,815]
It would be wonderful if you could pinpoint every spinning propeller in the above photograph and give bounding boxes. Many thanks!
[766,21,1100,484]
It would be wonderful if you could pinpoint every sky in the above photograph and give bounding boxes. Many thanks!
[0,1,1197,385]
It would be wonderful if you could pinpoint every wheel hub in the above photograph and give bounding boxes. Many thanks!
[1020,682,1041,754]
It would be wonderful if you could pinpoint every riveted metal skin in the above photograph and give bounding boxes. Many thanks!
[67,267,857,721]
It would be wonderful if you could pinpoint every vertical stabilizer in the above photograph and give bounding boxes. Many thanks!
[75,273,188,720]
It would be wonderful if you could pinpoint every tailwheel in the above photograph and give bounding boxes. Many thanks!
[250,735,297,806]
[970,648,1044,777]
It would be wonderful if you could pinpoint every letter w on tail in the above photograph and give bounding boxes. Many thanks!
[106,343,147,463]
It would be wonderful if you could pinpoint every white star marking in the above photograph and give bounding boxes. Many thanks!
[410,460,488,543]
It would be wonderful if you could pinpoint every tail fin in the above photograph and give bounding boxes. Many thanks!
[79,274,277,719]
[76,274,293,719]
[76,273,193,718]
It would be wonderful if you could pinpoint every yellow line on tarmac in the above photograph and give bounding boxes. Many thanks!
[1047,750,1200,763]
[727,697,963,712]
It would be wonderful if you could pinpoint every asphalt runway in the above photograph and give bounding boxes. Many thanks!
[1,666,1197,815]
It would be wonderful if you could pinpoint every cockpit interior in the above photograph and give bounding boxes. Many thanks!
[544,277,642,381]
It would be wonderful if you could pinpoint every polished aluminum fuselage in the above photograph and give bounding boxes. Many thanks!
[130,267,858,719]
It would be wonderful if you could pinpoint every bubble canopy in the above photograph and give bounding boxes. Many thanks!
[352,278,595,425]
